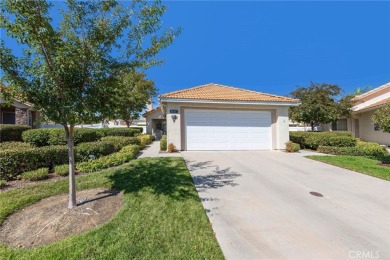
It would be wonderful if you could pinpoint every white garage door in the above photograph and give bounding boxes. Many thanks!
[185,109,272,151]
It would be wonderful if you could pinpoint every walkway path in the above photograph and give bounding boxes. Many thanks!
[138,141,182,158]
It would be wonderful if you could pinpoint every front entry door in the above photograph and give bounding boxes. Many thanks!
[354,119,359,138]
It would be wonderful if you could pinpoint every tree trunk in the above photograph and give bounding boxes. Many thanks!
[125,119,133,128]
[65,124,77,209]
[311,122,315,132]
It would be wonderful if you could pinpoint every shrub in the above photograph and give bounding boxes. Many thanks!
[167,143,176,153]
[21,168,48,181]
[285,141,300,153]
[75,141,116,161]
[54,164,69,176]
[0,142,32,150]
[22,128,100,146]
[289,131,356,150]
[100,136,140,151]
[77,144,139,173]
[318,141,388,157]
[49,128,100,145]
[22,129,51,146]
[0,180,6,188]
[0,145,68,180]
[0,124,30,142]
[96,128,142,137]
[160,135,167,151]
[137,134,153,148]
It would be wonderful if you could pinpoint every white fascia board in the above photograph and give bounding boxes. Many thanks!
[159,98,300,107]
[352,92,390,112]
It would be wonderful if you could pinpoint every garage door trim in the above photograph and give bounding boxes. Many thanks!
[180,107,276,151]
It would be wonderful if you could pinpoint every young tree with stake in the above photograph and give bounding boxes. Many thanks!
[0,0,180,208]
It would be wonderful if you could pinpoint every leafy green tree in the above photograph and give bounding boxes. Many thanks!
[289,82,354,131]
[373,103,390,133]
[0,0,179,208]
[110,71,156,127]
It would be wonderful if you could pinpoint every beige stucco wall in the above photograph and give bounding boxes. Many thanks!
[145,109,164,134]
[164,102,291,151]
[352,110,390,146]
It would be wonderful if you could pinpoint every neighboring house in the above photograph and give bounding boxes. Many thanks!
[0,97,40,128]
[347,82,390,146]
[144,83,299,151]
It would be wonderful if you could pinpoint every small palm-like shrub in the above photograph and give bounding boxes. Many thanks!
[21,168,48,181]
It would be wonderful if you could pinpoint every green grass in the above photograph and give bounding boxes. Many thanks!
[307,155,390,181]
[0,157,223,259]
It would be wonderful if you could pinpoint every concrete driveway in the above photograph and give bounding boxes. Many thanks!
[182,151,390,259]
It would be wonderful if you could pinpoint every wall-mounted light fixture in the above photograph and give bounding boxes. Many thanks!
[171,114,178,123]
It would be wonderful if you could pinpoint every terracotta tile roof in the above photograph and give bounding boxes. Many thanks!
[160,83,299,103]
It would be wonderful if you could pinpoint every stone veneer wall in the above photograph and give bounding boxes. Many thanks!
[15,108,29,125]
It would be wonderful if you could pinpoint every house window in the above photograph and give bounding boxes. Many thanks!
[331,119,347,131]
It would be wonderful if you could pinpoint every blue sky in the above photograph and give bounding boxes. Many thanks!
[1,1,389,103]
[146,1,390,101]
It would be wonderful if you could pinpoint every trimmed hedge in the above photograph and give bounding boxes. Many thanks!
[77,144,140,173]
[160,135,167,151]
[100,136,141,151]
[0,142,32,150]
[22,129,50,146]
[285,141,300,153]
[96,127,143,137]
[318,141,388,157]
[0,124,30,142]
[289,131,356,150]
[75,141,116,161]
[21,168,48,181]
[22,128,100,146]
[137,134,153,148]
[0,145,68,180]
[54,164,69,176]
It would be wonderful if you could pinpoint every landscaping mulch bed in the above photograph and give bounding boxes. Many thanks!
[0,172,84,192]
[0,188,123,248]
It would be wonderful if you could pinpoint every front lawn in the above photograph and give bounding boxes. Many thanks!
[307,155,390,181]
[0,157,223,259]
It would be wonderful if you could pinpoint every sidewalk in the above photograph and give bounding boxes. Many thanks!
[138,141,182,158]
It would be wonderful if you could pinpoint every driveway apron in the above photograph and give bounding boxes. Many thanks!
[182,151,390,259]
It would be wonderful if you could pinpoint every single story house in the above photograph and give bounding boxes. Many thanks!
[328,82,390,146]
[348,82,390,146]
[144,83,299,151]
[0,97,40,128]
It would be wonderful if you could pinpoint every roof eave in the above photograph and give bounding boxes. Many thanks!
[159,98,300,106]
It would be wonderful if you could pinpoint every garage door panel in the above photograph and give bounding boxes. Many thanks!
[185,109,272,151]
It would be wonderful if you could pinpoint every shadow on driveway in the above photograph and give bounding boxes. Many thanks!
[185,160,242,192]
